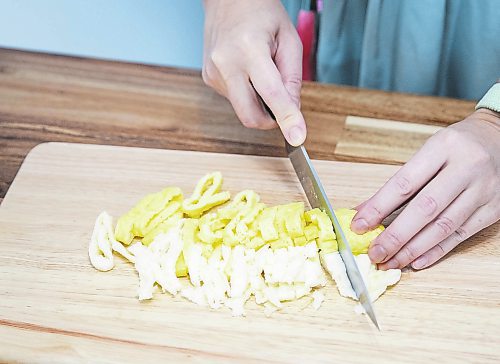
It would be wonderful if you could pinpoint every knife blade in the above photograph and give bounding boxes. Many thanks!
[285,141,379,330]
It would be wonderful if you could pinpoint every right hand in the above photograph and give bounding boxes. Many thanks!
[202,0,307,146]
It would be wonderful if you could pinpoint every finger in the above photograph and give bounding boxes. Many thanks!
[378,186,480,270]
[411,200,500,269]
[225,74,278,129]
[274,29,303,107]
[249,56,307,146]
[368,165,469,264]
[351,137,447,234]
[202,58,227,97]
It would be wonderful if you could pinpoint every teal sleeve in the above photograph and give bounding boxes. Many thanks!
[476,83,500,113]
[316,0,500,100]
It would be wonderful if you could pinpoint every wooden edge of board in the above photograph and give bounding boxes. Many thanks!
[1,141,399,209]
[334,116,444,164]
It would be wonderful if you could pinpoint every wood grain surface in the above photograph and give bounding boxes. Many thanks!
[334,116,444,164]
[0,48,477,203]
[0,142,498,363]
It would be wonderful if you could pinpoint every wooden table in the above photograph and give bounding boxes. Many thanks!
[0,48,476,206]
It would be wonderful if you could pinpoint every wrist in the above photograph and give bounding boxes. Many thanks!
[475,107,500,119]
[473,108,500,131]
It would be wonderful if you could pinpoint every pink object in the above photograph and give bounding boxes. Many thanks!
[296,9,316,81]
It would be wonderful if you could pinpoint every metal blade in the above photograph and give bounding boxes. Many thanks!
[285,141,379,330]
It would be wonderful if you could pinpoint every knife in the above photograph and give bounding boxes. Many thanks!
[257,94,379,328]
[285,141,380,330]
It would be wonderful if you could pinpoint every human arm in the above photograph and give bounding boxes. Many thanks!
[202,0,307,145]
[351,107,500,270]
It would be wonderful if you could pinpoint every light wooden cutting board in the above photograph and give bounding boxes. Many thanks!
[0,142,498,363]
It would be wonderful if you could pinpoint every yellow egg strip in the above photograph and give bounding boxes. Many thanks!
[106,173,385,281]
[115,187,183,245]
[182,172,231,218]
[90,172,396,317]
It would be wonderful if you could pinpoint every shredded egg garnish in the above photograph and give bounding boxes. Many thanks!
[89,172,401,316]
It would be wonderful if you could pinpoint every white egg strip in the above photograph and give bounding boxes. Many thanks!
[320,252,357,299]
[128,242,161,301]
[321,252,401,306]
[89,212,135,272]
[88,211,117,271]
[153,223,184,296]
[90,210,401,317]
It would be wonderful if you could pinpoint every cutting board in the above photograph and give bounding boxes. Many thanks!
[0,142,499,363]
[334,116,443,164]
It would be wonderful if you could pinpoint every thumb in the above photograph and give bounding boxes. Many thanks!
[275,30,303,108]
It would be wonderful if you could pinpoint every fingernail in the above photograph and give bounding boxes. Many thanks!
[368,244,388,263]
[412,256,427,270]
[288,126,305,146]
[351,218,369,234]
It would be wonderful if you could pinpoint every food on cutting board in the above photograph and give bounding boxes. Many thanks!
[89,172,401,316]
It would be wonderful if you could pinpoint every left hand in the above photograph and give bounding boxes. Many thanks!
[351,109,500,270]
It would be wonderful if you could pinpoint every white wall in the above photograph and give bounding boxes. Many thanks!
[0,0,205,69]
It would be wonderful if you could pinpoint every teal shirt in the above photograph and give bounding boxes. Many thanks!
[283,0,500,100]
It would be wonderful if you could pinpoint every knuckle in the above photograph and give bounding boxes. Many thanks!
[355,202,384,228]
[209,49,229,69]
[434,216,455,237]
[420,244,445,268]
[240,32,258,48]
[394,176,414,196]
[421,243,447,269]
[201,67,211,85]
[362,204,384,225]
[486,176,500,195]
[385,230,405,250]
[454,226,468,242]
[284,74,302,90]
[400,246,419,264]
[472,148,494,168]
[416,194,438,217]
[239,116,258,129]
[279,112,299,128]
[202,62,218,85]
[439,128,462,147]
[426,242,447,266]
[260,84,280,100]
[476,185,494,206]
[439,127,494,169]
[253,116,276,130]
[435,242,446,255]
[284,74,302,104]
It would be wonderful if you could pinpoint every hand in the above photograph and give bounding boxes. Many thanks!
[202,0,306,146]
[351,109,500,270]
